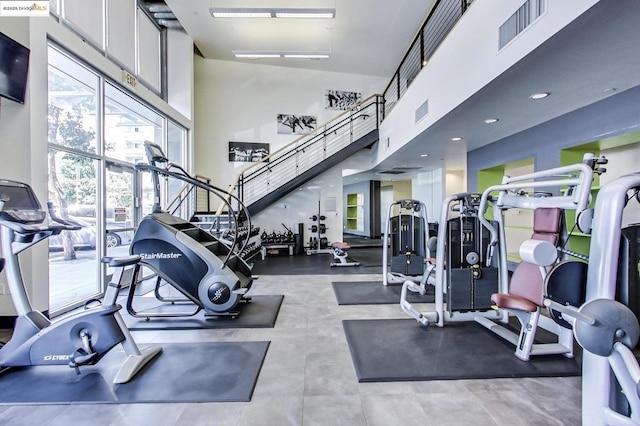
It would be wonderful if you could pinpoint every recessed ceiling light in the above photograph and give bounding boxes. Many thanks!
[484,118,499,124]
[420,154,429,157]
[530,92,550,100]
[451,137,463,141]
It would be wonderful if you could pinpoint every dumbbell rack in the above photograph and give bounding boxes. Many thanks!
[306,207,333,255]
[260,225,296,260]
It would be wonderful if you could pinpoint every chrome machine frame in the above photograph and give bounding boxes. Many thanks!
[400,193,502,326]
[473,156,600,360]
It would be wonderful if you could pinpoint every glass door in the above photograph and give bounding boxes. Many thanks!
[105,162,137,258]
[48,150,100,313]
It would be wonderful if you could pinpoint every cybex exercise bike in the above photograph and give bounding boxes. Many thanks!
[128,141,257,318]
[0,179,161,383]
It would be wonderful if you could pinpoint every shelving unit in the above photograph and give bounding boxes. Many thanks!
[346,192,364,232]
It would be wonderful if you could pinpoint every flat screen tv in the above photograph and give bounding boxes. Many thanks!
[0,32,30,104]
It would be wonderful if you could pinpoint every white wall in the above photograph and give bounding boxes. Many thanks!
[192,57,386,242]
[252,149,377,244]
[0,19,42,314]
[377,0,599,167]
[167,29,194,120]
[193,57,386,186]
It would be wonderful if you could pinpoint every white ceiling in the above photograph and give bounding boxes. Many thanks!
[161,0,640,184]
[164,0,435,77]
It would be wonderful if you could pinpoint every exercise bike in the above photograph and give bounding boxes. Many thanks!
[0,179,161,383]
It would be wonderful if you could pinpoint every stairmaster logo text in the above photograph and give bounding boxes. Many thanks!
[140,252,182,260]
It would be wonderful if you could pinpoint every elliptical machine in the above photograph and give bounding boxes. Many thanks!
[129,141,257,318]
[0,179,161,383]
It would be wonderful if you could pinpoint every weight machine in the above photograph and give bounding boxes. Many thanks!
[474,154,606,361]
[400,193,502,326]
[382,199,430,286]
[543,171,640,425]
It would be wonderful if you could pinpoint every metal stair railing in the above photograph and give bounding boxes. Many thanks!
[218,94,384,216]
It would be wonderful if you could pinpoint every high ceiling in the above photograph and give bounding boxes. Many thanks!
[153,0,640,183]
[162,0,435,77]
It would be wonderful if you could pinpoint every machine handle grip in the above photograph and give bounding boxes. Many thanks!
[46,202,83,231]
[543,298,596,325]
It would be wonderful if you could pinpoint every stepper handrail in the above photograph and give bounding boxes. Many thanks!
[215,93,383,216]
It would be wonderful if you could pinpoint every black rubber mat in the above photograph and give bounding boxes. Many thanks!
[0,341,269,404]
[121,295,284,330]
[343,319,581,382]
[332,281,435,305]
[250,247,383,275]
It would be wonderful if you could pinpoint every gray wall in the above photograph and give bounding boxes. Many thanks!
[467,85,640,190]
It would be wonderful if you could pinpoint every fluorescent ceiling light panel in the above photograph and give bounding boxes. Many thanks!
[210,8,272,18]
[275,9,335,18]
[210,8,335,19]
[233,51,282,58]
[283,53,330,59]
[233,51,329,59]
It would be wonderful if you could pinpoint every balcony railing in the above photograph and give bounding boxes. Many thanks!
[382,0,473,116]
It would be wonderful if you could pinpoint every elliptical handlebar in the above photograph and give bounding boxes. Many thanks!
[46,202,83,231]
[135,161,254,269]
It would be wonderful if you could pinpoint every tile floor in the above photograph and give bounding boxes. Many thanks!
[0,273,582,426]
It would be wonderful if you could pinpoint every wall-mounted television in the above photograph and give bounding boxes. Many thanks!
[0,32,30,104]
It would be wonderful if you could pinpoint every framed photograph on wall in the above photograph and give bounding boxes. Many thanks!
[229,141,270,162]
[325,89,361,110]
[277,114,317,135]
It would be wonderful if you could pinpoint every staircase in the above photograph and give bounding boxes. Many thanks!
[221,94,384,217]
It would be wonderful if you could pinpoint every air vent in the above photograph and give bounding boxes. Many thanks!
[377,170,406,175]
[415,100,428,123]
[393,166,422,171]
[499,0,546,49]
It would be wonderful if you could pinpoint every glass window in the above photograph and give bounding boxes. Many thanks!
[47,149,100,312]
[104,82,162,163]
[48,46,99,153]
[47,43,190,315]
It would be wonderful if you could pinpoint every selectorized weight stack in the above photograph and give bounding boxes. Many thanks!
[445,193,498,312]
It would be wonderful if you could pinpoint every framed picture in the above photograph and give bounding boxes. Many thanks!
[228,141,270,162]
[277,114,317,135]
[325,89,361,110]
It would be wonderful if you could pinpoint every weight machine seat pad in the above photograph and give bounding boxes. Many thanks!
[491,292,538,312]
[332,242,351,250]
[508,261,546,306]
[533,208,563,234]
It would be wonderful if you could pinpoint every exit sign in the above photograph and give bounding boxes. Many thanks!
[122,70,137,89]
